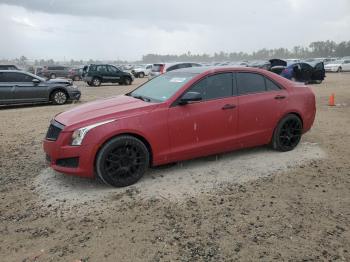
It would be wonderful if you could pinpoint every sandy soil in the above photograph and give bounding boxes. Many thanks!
[0,74,349,261]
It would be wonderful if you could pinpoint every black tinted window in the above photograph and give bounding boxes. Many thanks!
[265,78,281,91]
[190,73,233,100]
[96,65,107,72]
[237,73,265,95]
[107,65,118,73]
[0,72,34,82]
[167,65,179,72]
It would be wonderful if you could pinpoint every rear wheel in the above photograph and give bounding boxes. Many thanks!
[272,114,302,152]
[96,136,149,187]
[123,77,132,85]
[337,67,342,73]
[50,73,56,79]
[92,77,101,86]
[73,75,80,81]
[51,90,68,105]
[139,72,145,78]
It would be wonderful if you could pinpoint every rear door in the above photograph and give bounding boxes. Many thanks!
[168,72,238,160]
[11,72,49,102]
[237,72,288,147]
[0,72,14,104]
[96,65,108,82]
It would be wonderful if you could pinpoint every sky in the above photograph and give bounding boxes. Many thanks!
[0,0,349,61]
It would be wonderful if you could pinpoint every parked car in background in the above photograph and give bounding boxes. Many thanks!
[0,70,80,105]
[68,68,83,81]
[324,60,350,72]
[269,59,325,84]
[280,62,325,84]
[43,66,315,187]
[149,62,201,79]
[0,65,19,70]
[131,64,153,78]
[82,64,134,86]
[39,66,71,79]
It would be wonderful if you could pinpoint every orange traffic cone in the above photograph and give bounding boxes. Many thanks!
[328,93,335,106]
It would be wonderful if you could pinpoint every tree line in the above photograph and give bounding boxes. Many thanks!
[142,40,350,63]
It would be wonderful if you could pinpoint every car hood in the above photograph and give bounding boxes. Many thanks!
[55,95,159,129]
[46,78,72,85]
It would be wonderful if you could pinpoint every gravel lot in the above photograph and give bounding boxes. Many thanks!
[0,74,350,261]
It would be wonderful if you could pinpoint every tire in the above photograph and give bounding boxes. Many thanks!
[51,90,68,105]
[73,76,80,81]
[272,114,303,152]
[92,77,101,86]
[50,73,56,79]
[139,72,145,78]
[87,81,92,86]
[337,67,342,73]
[123,77,132,85]
[96,136,150,187]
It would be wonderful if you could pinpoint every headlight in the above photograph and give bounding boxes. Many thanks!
[71,119,115,146]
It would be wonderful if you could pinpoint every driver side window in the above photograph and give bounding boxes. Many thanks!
[189,73,233,101]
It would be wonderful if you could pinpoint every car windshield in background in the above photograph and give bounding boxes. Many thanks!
[130,72,196,102]
[332,60,344,64]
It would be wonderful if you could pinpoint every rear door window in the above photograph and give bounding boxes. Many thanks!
[237,73,266,95]
[96,65,107,72]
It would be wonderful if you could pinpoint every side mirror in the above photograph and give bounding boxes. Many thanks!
[179,92,202,105]
[32,78,40,85]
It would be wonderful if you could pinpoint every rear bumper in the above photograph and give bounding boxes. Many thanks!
[43,132,96,178]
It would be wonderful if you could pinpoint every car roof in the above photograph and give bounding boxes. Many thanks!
[173,66,269,74]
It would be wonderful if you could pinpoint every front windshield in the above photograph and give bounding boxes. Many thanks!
[130,72,196,102]
[26,72,45,81]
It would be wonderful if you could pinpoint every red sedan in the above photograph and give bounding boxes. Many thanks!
[43,67,316,187]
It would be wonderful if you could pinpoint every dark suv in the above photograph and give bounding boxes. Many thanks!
[0,70,81,105]
[82,64,134,86]
[39,66,71,79]
[0,65,19,70]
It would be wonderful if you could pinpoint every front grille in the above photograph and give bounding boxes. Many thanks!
[46,120,64,141]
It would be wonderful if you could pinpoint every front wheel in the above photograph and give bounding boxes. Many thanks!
[96,136,149,187]
[138,72,144,78]
[272,114,302,152]
[51,90,68,105]
[337,67,342,73]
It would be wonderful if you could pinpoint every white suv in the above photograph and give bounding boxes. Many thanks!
[131,64,153,78]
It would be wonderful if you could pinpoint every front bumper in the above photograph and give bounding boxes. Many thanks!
[43,131,96,178]
[68,90,81,100]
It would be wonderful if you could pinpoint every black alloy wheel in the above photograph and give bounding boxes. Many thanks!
[96,136,149,187]
[272,114,303,152]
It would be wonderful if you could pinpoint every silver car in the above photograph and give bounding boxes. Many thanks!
[148,62,201,79]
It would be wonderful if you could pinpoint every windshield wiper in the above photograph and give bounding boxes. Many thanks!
[132,95,151,102]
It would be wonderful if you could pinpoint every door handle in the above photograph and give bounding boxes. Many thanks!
[222,104,236,110]
[274,95,286,100]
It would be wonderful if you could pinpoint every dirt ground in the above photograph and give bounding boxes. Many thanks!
[0,74,349,262]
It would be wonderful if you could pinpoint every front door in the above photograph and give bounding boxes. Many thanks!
[167,72,238,161]
[107,65,122,82]
[10,72,48,102]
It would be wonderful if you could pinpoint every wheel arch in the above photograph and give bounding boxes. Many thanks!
[94,132,154,168]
